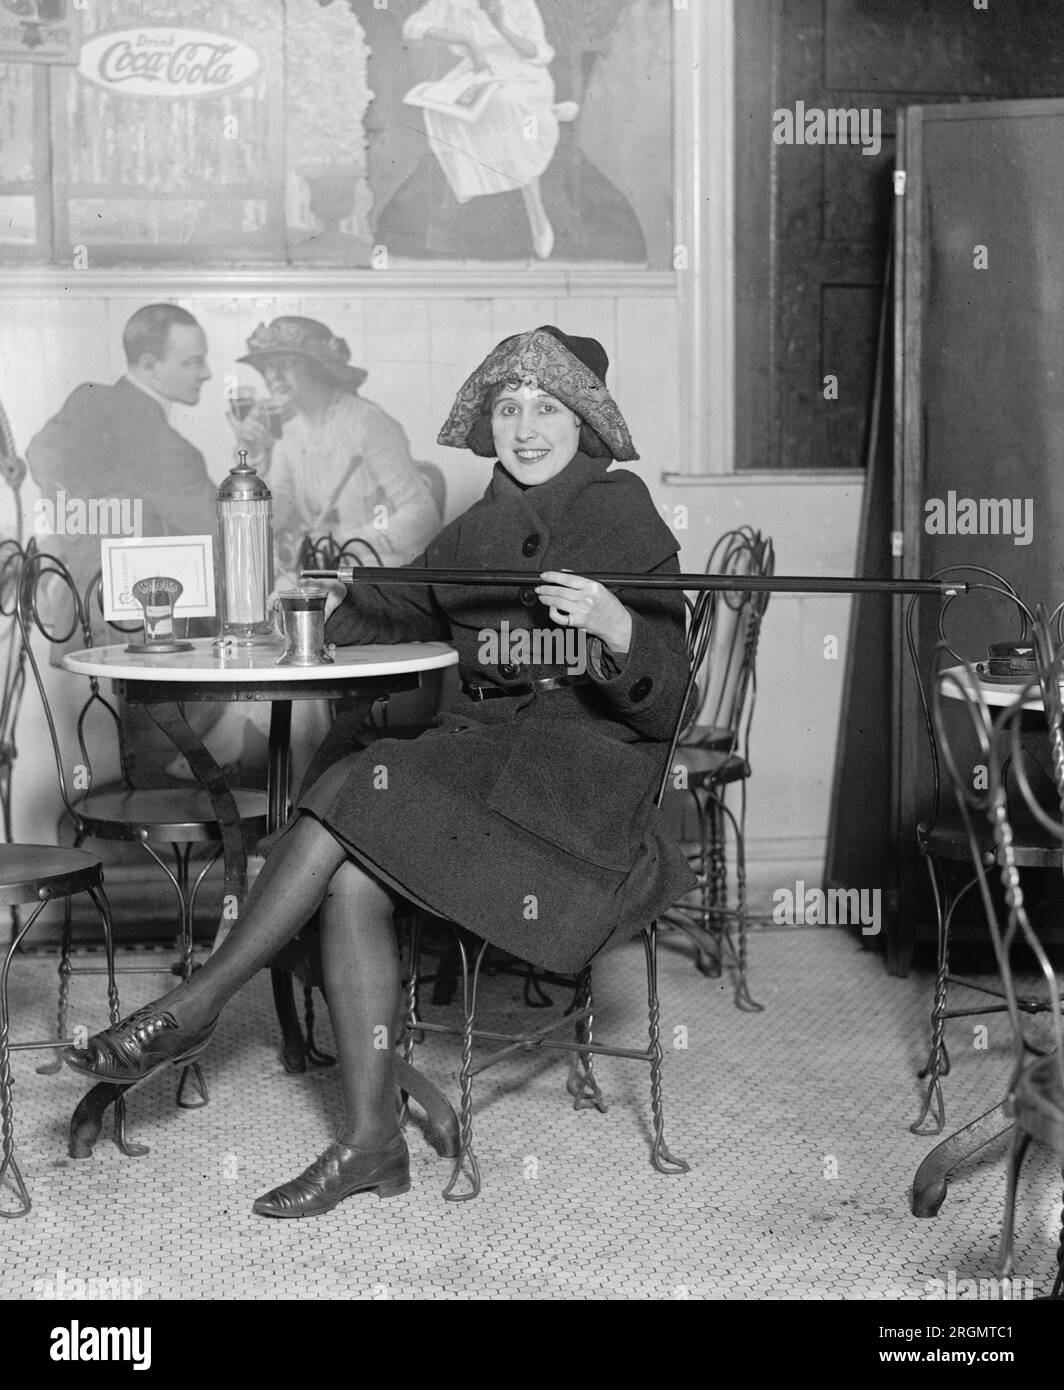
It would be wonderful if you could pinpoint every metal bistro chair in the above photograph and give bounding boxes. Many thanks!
[400,585,718,1201]
[932,613,1064,1297]
[908,568,1064,1135]
[661,526,774,1012]
[1,544,123,1218]
[17,551,269,1107]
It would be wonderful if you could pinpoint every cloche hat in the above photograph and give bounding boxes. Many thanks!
[437,325,638,461]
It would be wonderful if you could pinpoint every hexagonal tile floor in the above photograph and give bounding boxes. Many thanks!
[1,926,1059,1300]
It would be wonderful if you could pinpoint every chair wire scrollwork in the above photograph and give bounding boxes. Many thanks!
[906,567,1059,1136]
[660,526,774,1011]
[932,610,1064,1297]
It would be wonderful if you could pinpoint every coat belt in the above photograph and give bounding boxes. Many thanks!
[462,674,592,701]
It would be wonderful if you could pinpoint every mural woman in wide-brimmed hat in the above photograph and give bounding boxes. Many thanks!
[66,326,696,1219]
[232,315,440,575]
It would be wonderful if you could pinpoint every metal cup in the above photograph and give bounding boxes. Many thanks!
[272,587,335,666]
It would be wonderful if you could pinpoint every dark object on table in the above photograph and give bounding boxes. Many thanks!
[976,641,1039,684]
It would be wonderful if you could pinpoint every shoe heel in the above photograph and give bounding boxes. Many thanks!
[375,1177,411,1200]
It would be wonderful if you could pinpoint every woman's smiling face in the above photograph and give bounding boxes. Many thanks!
[490,384,581,485]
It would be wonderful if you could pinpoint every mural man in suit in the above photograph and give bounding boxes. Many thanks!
[26,304,220,783]
[27,302,217,600]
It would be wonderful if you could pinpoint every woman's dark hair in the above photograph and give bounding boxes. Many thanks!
[466,385,611,459]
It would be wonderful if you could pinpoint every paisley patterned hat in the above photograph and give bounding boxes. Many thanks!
[238,317,367,393]
[438,325,639,462]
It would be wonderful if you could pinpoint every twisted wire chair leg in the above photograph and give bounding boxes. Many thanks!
[1,897,50,1216]
[442,934,487,1201]
[402,916,422,1059]
[36,895,75,1076]
[694,789,721,976]
[730,787,763,1014]
[302,984,335,1067]
[644,923,689,1176]
[995,1128,1032,1281]
[566,966,607,1113]
[176,846,226,1106]
[83,881,148,1159]
[911,857,953,1135]
[140,841,211,1111]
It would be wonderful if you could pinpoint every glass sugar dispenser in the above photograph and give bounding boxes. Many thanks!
[214,449,275,647]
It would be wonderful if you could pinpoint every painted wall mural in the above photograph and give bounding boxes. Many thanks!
[0,0,672,266]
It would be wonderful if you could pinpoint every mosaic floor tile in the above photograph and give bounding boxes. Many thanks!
[1,928,1060,1300]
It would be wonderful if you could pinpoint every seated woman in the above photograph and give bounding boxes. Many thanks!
[65,326,697,1219]
[231,315,441,579]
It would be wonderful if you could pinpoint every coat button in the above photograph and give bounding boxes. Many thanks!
[519,586,537,606]
[499,663,520,679]
[629,677,653,701]
[521,533,541,557]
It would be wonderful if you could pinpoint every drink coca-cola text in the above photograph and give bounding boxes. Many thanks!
[98,38,236,90]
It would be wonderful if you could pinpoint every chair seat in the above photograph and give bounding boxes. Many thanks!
[676,745,749,787]
[921,810,1064,869]
[77,784,270,843]
[1009,1052,1064,1153]
[681,724,736,752]
[0,842,102,906]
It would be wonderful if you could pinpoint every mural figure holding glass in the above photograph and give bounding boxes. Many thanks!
[403,0,574,259]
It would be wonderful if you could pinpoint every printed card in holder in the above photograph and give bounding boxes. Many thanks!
[100,536,216,627]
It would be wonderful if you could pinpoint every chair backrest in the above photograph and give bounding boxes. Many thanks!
[931,614,1064,1096]
[297,533,383,574]
[685,527,775,756]
[905,565,1034,835]
[654,580,725,810]
[417,460,446,522]
[16,550,133,826]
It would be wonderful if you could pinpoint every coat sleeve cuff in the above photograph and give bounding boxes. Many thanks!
[587,636,629,682]
[586,614,660,710]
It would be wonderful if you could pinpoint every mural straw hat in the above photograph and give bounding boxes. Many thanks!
[238,316,367,392]
[438,325,639,462]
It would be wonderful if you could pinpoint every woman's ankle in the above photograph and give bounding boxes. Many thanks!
[156,985,217,1034]
[338,1124,402,1151]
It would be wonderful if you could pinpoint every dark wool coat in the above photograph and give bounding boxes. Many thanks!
[302,451,697,973]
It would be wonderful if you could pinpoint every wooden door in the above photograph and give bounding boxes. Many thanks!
[893,97,1064,970]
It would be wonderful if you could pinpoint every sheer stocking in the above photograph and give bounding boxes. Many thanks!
[159,815,347,1031]
[318,860,402,1148]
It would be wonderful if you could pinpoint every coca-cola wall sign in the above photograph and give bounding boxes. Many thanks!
[77,28,261,98]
